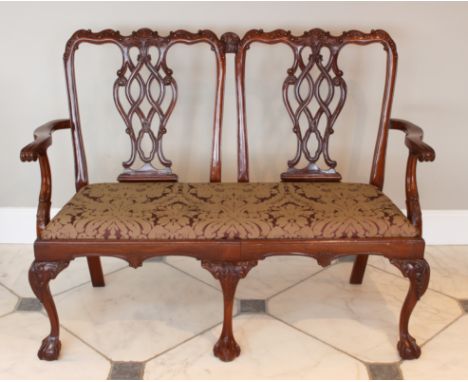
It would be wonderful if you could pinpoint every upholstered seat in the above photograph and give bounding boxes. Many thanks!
[42,182,418,240]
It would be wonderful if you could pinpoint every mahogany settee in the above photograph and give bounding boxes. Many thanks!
[20,28,435,362]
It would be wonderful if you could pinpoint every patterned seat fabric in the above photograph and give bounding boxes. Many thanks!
[42,182,418,240]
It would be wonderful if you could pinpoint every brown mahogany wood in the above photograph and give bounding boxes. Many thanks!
[390,258,430,359]
[202,260,257,361]
[29,260,70,360]
[235,29,397,184]
[20,119,105,291]
[20,120,71,236]
[21,28,436,363]
[349,118,435,285]
[64,29,226,188]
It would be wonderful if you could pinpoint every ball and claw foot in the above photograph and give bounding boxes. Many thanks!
[37,336,61,361]
[213,336,241,362]
[398,335,421,360]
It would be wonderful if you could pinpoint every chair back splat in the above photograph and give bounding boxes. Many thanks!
[235,29,397,188]
[63,29,226,189]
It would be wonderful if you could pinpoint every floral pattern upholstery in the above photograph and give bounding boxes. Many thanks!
[41,182,418,240]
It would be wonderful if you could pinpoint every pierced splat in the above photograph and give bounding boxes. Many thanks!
[236,29,397,183]
[114,42,178,181]
[63,29,225,187]
[281,42,346,181]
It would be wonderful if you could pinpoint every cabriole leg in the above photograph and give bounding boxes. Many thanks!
[29,260,70,360]
[201,260,257,362]
[86,257,105,287]
[349,254,368,284]
[390,258,430,360]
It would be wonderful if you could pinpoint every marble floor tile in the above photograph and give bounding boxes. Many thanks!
[369,246,468,299]
[0,244,127,297]
[268,262,462,362]
[0,284,17,316]
[0,312,110,379]
[166,255,324,299]
[55,262,225,361]
[401,315,468,379]
[144,314,368,379]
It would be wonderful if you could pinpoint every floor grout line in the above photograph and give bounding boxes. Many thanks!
[0,279,23,299]
[141,319,225,364]
[265,311,373,368]
[0,309,16,320]
[418,313,464,348]
[265,265,332,302]
[53,265,129,297]
[368,263,467,303]
[163,260,223,294]
[36,309,114,362]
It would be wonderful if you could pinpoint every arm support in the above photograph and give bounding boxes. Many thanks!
[20,119,71,237]
[390,119,435,234]
[390,119,435,162]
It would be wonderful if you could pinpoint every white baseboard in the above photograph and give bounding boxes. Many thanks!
[0,207,467,245]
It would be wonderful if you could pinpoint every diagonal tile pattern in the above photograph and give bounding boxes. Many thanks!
[0,244,467,378]
[165,255,324,299]
[268,262,462,362]
[400,315,468,379]
[55,262,225,361]
[0,244,127,298]
[0,312,110,379]
[144,314,368,379]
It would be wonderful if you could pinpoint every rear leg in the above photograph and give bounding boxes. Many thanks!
[349,254,369,284]
[87,257,105,287]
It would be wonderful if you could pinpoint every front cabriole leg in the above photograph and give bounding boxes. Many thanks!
[390,258,430,360]
[29,260,70,360]
[201,260,257,362]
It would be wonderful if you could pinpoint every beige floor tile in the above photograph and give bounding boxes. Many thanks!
[268,262,462,362]
[370,246,468,299]
[0,244,127,297]
[144,314,368,379]
[401,315,468,379]
[55,262,225,361]
[0,284,18,316]
[0,312,110,379]
[166,255,324,299]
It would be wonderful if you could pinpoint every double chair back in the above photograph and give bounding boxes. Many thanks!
[64,28,397,190]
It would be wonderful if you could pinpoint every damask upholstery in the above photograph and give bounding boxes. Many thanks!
[41,182,418,241]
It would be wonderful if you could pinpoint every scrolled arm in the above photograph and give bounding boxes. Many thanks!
[20,119,71,162]
[390,119,435,162]
[390,119,435,235]
[20,119,71,237]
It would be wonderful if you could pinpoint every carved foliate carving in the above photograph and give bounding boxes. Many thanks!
[29,261,70,300]
[390,258,430,300]
[201,260,257,280]
[220,32,240,54]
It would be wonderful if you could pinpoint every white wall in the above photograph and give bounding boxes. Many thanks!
[1,2,467,216]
